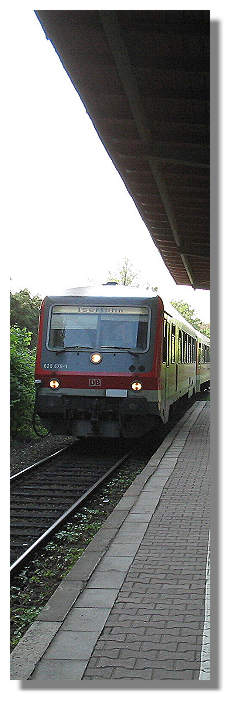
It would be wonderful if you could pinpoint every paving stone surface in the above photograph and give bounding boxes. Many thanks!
[82,403,210,681]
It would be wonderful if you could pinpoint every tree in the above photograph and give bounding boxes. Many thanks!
[10,289,42,348]
[10,326,36,438]
[107,257,139,286]
[170,299,210,337]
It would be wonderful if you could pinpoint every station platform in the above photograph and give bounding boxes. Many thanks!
[11,401,210,682]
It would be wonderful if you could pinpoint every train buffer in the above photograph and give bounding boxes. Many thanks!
[11,401,210,682]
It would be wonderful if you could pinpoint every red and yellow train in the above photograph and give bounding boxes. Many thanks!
[35,285,210,438]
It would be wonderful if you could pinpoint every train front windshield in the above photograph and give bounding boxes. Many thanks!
[48,305,150,352]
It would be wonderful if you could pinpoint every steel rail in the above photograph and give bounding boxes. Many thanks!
[10,449,132,575]
[10,445,76,482]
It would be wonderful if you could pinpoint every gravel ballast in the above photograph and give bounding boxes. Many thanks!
[10,435,74,476]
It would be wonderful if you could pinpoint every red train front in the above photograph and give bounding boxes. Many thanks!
[35,285,164,438]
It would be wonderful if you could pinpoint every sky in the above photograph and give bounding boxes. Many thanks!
[6,6,211,323]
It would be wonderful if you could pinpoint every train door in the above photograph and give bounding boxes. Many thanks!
[162,318,170,420]
[196,341,201,392]
[171,324,177,392]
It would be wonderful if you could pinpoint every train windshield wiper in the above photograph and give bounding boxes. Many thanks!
[55,346,93,355]
[55,346,139,357]
[103,346,139,357]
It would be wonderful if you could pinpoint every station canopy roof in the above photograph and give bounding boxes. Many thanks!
[37,10,210,290]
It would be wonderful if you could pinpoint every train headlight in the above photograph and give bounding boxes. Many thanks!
[49,379,60,389]
[90,353,102,364]
[131,381,142,391]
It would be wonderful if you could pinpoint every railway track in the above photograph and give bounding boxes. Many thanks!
[11,394,207,575]
[10,441,132,574]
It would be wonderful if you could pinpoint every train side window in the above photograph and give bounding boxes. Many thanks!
[163,319,167,362]
[192,338,196,362]
[198,342,201,364]
[178,330,182,363]
[163,319,170,365]
[171,325,176,363]
[206,346,210,362]
[167,322,170,366]
[183,332,187,363]
[190,336,193,363]
[201,345,205,364]
[188,336,191,363]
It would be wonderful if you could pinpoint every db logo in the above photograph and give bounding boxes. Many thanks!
[89,378,101,387]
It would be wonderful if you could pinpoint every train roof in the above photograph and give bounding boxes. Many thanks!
[63,284,155,299]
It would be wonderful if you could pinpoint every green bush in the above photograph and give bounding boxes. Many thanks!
[10,326,37,438]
